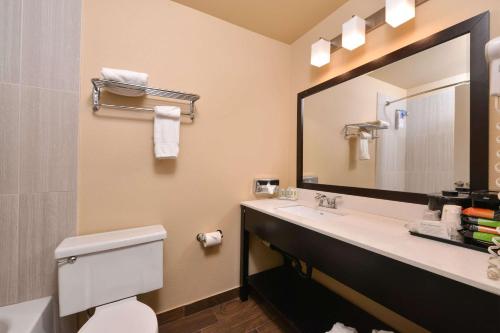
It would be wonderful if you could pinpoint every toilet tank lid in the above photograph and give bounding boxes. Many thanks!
[55,225,167,259]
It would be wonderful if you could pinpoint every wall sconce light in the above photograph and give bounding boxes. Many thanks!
[310,38,331,67]
[385,0,416,28]
[342,16,366,51]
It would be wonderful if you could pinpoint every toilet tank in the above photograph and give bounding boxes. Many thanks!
[54,225,167,317]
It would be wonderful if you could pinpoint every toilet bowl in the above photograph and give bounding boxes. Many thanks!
[79,297,157,333]
[54,225,167,332]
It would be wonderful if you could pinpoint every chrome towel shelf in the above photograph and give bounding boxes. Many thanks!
[343,122,388,139]
[91,78,200,120]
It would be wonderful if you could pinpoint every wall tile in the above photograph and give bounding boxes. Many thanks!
[17,191,76,301]
[0,194,19,306]
[20,87,78,193]
[1,0,80,307]
[0,0,21,83]
[21,0,81,92]
[0,83,20,194]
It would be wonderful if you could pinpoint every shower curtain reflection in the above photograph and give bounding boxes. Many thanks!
[376,93,407,191]
[376,85,469,193]
[405,88,455,193]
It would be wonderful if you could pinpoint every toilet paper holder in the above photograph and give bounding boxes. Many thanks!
[196,230,223,243]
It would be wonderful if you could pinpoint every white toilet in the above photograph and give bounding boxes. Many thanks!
[54,225,167,333]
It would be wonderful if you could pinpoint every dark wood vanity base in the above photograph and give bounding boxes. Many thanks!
[240,206,500,333]
[248,265,393,333]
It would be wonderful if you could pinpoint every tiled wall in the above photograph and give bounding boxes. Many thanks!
[0,0,81,307]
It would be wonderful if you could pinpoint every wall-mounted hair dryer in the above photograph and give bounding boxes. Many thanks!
[486,37,500,111]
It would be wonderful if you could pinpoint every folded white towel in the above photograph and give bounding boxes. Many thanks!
[101,67,149,96]
[359,131,372,160]
[367,120,390,129]
[154,106,181,159]
[326,322,358,333]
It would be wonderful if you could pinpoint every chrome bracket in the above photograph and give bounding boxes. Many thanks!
[189,101,195,121]
[92,86,100,112]
[57,256,77,265]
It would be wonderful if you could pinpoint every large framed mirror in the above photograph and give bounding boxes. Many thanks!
[297,12,490,204]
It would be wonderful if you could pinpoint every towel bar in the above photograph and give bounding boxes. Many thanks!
[91,78,200,120]
[343,121,388,139]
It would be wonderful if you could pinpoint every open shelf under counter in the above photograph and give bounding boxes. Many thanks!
[248,265,394,333]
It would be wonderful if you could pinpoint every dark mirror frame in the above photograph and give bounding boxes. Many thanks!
[297,12,490,204]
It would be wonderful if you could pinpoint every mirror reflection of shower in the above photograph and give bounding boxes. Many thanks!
[376,82,470,193]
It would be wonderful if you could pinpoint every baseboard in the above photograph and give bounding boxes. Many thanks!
[156,287,240,325]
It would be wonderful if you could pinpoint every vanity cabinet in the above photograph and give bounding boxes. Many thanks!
[240,206,500,333]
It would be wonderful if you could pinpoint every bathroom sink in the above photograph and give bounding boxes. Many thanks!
[276,205,343,222]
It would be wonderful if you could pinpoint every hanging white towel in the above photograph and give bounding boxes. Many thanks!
[154,106,181,159]
[101,67,149,96]
[359,131,372,160]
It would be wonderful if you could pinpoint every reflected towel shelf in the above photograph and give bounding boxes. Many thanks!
[343,122,388,139]
[91,78,200,120]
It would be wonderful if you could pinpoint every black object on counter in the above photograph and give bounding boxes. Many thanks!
[409,231,488,253]
[427,190,472,214]
[470,190,500,210]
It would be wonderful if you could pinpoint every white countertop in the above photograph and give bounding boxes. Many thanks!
[241,199,500,296]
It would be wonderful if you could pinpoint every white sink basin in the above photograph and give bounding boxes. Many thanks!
[276,205,344,222]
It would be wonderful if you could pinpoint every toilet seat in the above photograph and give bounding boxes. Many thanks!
[79,297,158,333]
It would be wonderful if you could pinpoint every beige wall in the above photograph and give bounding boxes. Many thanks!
[303,75,406,187]
[290,1,500,332]
[78,0,290,313]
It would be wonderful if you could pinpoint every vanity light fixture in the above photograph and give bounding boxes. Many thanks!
[385,0,416,28]
[310,38,331,67]
[342,16,366,51]
[308,0,428,67]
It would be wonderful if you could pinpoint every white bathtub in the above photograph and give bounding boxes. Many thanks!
[0,297,53,333]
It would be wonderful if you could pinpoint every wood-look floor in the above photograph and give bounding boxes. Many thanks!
[159,296,287,333]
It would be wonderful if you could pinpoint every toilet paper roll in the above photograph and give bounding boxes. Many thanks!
[198,231,223,248]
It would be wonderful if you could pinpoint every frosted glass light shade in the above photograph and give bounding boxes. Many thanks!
[310,38,331,67]
[342,16,366,51]
[386,0,415,28]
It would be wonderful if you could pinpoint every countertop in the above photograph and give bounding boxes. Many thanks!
[241,199,500,296]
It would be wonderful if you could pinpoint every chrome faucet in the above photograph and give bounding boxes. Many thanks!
[314,193,342,209]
